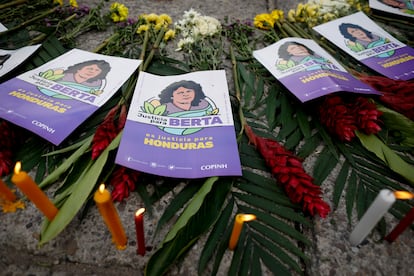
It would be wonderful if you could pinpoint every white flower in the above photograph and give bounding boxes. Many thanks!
[308,0,350,13]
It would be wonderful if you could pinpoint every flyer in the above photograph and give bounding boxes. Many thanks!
[369,0,414,18]
[253,37,380,102]
[0,44,41,78]
[0,48,141,145]
[116,70,242,179]
[313,11,414,80]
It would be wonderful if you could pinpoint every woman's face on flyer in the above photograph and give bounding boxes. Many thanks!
[347,27,369,40]
[287,44,310,56]
[76,64,102,80]
[382,0,405,8]
[172,86,195,104]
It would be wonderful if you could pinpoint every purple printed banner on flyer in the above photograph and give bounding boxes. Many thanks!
[0,49,141,145]
[313,11,414,80]
[253,37,380,102]
[116,71,242,178]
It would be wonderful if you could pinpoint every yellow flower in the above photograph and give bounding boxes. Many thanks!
[158,13,172,27]
[287,9,296,22]
[53,0,63,6]
[137,24,149,34]
[322,12,336,22]
[270,9,284,22]
[110,2,129,22]
[143,13,158,24]
[69,0,78,8]
[1,199,25,213]
[305,4,318,17]
[154,22,164,31]
[253,13,275,30]
[164,29,176,41]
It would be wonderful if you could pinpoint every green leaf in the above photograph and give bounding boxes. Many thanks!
[378,105,414,147]
[153,104,166,115]
[312,146,339,185]
[251,229,303,274]
[355,132,414,185]
[39,132,122,246]
[239,205,311,245]
[333,161,349,209]
[39,135,93,189]
[198,198,234,274]
[155,182,200,235]
[144,101,155,113]
[145,178,231,276]
[296,109,311,138]
[163,176,218,243]
[345,170,358,221]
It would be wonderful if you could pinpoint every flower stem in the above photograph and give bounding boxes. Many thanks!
[138,29,150,71]
[229,45,246,140]
[92,33,120,53]
[141,27,166,72]
[0,6,59,38]
[0,0,27,10]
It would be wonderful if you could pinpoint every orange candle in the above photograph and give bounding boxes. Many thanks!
[228,214,256,250]
[0,178,16,202]
[93,184,127,250]
[11,162,58,220]
[135,208,146,256]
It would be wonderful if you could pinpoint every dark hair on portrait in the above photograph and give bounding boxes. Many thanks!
[278,41,314,60]
[64,60,111,83]
[158,80,206,106]
[339,23,374,42]
[0,54,11,66]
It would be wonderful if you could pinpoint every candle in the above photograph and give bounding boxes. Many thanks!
[135,208,146,256]
[349,189,395,246]
[0,178,16,202]
[384,206,414,242]
[93,184,127,250]
[228,214,256,250]
[11,161,58,220]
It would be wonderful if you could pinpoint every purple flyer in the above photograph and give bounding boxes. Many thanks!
[313,11,414,80]
[253,37,380,102]
[116,71,242,178]
[0,49,141,145]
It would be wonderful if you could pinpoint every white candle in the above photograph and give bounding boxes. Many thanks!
[349,189,395,246]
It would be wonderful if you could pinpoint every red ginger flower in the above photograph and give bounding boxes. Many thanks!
[0,150,13,177]
[318,95,382,142]
[318,96,357,142]
[91,104,127,160]
[353,97,382,135]
[109,166,140,202]
[245,125,331,218]
[358,75,414,120]
[0,121,25,176]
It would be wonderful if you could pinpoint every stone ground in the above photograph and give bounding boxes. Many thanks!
[1,0,414,275]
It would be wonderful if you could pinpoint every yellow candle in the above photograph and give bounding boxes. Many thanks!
[228,214,256,250]
[0,178,16,202]
[93,184,127,250]
[11,162,58,220]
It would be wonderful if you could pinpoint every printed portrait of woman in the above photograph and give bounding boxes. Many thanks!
[144,80,218,135]
[39,59,111,98]
[276,41,333,71]
[378,0,414,13]
[338,23,394,57]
